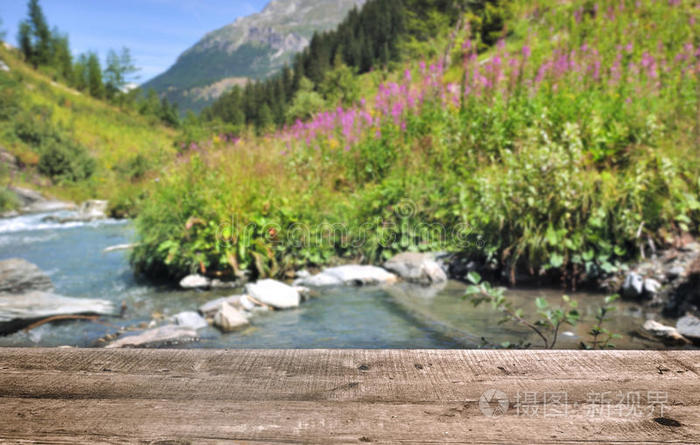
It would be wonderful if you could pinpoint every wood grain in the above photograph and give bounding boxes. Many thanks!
[0,348,698,443]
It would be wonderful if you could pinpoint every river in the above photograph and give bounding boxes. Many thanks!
[0,211,672,349]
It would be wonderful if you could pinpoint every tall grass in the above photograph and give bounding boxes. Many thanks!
[133,0,699,284]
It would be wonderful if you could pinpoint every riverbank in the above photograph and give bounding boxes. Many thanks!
[1,209,698,349]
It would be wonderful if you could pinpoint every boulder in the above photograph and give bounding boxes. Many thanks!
[676,315,700,342]
[0,258,53,294]
[78,200,108,219]
[106,325,197,348]
[383,252,447,284]
[173,311,208,330]
[295,265,397,287]
[622,272,644,298]
[179,274,211,289]
[0,291,114,335]
[213,302,249,332]
[0,60,9,72]
[642,320,689,345]
[246,279,300,309]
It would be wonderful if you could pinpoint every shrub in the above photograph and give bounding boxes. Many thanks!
[38,139,95,183]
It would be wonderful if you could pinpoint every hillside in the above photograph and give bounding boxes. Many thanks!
[143,0,366,113]
[132,0,699,284]
[0,43,176,215]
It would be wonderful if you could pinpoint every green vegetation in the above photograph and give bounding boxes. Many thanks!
[0,43,175,214]
[133,0,699,283]
[202,0,473,129]
[465,271,620,349]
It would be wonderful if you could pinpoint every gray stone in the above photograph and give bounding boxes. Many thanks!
[0,60,9,72]
[173,311,208,330]
[0,291,114,335]
[667,266,686,279]
[8,186,76,214]
[213,302,249,332]
[295,269,311,279]
[676,315,700,341]
[198,295,242,317]
[295,272,343,287]
[179,274,211,289]
[0,258,53,294]
[238,295,258,311]
[106,325,197,348]
[296,265,397,287]
[246,279,300,309]
[642,320,689,345]
[383,252,447,284]
[210,278,239,289]
[103,243,136,253]
[622,272,644,297]
[79,200,108,219]
[643,278,662,295]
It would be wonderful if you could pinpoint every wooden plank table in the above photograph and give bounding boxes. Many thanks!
[0,348,698,443]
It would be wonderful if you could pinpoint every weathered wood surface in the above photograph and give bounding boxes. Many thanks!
[0,348,698,443]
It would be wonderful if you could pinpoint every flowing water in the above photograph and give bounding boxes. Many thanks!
[0,211,673,349]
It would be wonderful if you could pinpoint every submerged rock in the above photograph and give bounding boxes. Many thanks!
[642,320,689,345]
[246,279,300,309]
[173,311,208,330]
[179,274,211,289]
[213,302,249,332]
[106,324,197,348]
[383,252,447,285]
[0,258,53,294]
[296,265,397,287]
[676,315,700,342]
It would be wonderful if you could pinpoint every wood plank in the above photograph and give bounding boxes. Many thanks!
[0,349,698,443]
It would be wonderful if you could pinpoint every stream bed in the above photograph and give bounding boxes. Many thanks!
[0,211,672,349]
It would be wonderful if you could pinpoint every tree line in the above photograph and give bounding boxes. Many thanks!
[201,0,502,132]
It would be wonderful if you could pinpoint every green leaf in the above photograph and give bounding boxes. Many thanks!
[466,271,481,285]
[549,252,564,268]
[535,297,548,310]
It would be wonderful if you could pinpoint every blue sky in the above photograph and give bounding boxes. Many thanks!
[0,0,269,83]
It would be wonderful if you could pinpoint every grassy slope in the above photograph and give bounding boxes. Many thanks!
[0,44,176,212]
[133,0,699,282]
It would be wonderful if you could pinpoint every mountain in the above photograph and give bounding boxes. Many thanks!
[143,0,366,113]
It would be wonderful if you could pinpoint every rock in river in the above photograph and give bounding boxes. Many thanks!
[295,265,397,287]
[622,272,644,298]
[106,324,197,348]
[246,279,300,309]
[213,302,249,332]
[179,274,211,289]
[0,291,114,335]
[642,320,689,345]
[173,311,208,330]
[383,252,447,284]
[0,258,53,294]
[676,315,700,342]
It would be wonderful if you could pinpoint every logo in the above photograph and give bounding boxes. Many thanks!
[479,389,509,417]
